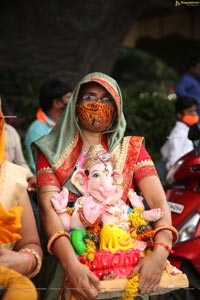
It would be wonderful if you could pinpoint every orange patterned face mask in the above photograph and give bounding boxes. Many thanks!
[76,102,116,132]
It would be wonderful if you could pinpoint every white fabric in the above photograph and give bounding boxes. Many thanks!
[161,121,194,170]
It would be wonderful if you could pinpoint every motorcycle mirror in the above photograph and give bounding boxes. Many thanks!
[188,123,200,141]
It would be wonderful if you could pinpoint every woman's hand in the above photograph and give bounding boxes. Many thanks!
[128,250,166,295]
[66,259,100,300]
[27,176,37,193]
[0,248,29,275]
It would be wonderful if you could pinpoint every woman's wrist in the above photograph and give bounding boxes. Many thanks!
[47,231,71,255]
[19,248,42,278]
[152,243,170,259]
[19,252,36,275]
[153,241,174,255]
[63,255,81,275]
[153,224,178,244]
[47,231,77,269]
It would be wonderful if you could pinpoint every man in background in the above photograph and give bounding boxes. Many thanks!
[25,79,72,174]
[175,57,200,122]
[161,96,198,171]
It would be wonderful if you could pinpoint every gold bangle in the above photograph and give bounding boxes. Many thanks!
[19,248,42,278]
[153,225,178,244]
[47,231,70,255]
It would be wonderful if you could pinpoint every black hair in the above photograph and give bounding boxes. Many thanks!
[39,79,71,113]
[186,56,200,71]
[175,96,198,114]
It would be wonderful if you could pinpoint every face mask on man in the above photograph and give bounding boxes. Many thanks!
[181,114,199,126]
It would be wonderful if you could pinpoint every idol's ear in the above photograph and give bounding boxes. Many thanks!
[112,170,123,185]
[71,169,88,194]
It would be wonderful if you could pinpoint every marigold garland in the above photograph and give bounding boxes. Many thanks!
[85,238,96,261]
[121,274,139,300]
[128,207,147,229]
[137,228,154,245]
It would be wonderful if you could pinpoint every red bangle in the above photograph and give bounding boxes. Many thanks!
[153,242,174,254]
[153,225,178,244]
[47,231,70,255]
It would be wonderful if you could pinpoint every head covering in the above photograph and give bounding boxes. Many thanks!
[33,72,126,169]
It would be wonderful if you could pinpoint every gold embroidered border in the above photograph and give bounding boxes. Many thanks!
[134,159,154,172]
[37,166,54,176]
[111,136,130,173]
[52,131,79,170]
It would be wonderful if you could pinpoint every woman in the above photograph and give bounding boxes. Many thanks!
[0,101,43,298]
[34,72,173,300]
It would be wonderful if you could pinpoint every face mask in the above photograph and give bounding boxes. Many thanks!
[181,114,199,126]
[76,102,116,132]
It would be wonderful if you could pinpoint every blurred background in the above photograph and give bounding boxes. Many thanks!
[0,0,199,160]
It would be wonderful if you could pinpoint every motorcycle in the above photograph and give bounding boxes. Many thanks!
[163,123,200,299]
[34,123,200,300]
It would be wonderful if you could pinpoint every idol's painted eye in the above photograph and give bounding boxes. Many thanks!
[92,172,100,178]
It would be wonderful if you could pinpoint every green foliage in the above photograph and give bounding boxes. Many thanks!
[122,86,176,160]
[112,48,179,160]
[112,48,178,88]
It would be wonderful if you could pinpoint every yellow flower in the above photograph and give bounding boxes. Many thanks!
[85,239,96,261]
[121,274,139,300]
[128,207,147,229]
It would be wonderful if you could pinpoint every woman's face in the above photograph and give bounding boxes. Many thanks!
[76,82,116,133]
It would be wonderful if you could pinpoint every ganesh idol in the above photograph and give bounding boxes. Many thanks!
[50,144,164,280]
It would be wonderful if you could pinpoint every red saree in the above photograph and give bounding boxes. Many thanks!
[36,134,157,205]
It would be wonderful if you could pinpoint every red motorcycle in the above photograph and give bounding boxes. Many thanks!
[163,124,200,299]
[150,124,200,300]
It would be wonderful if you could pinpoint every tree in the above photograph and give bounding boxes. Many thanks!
[112,48,178,160]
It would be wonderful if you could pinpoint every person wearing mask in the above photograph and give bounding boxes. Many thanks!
[24,79,72,174]
[175,57,200,122]
[33,72,174,300]
[161,96,198,171]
